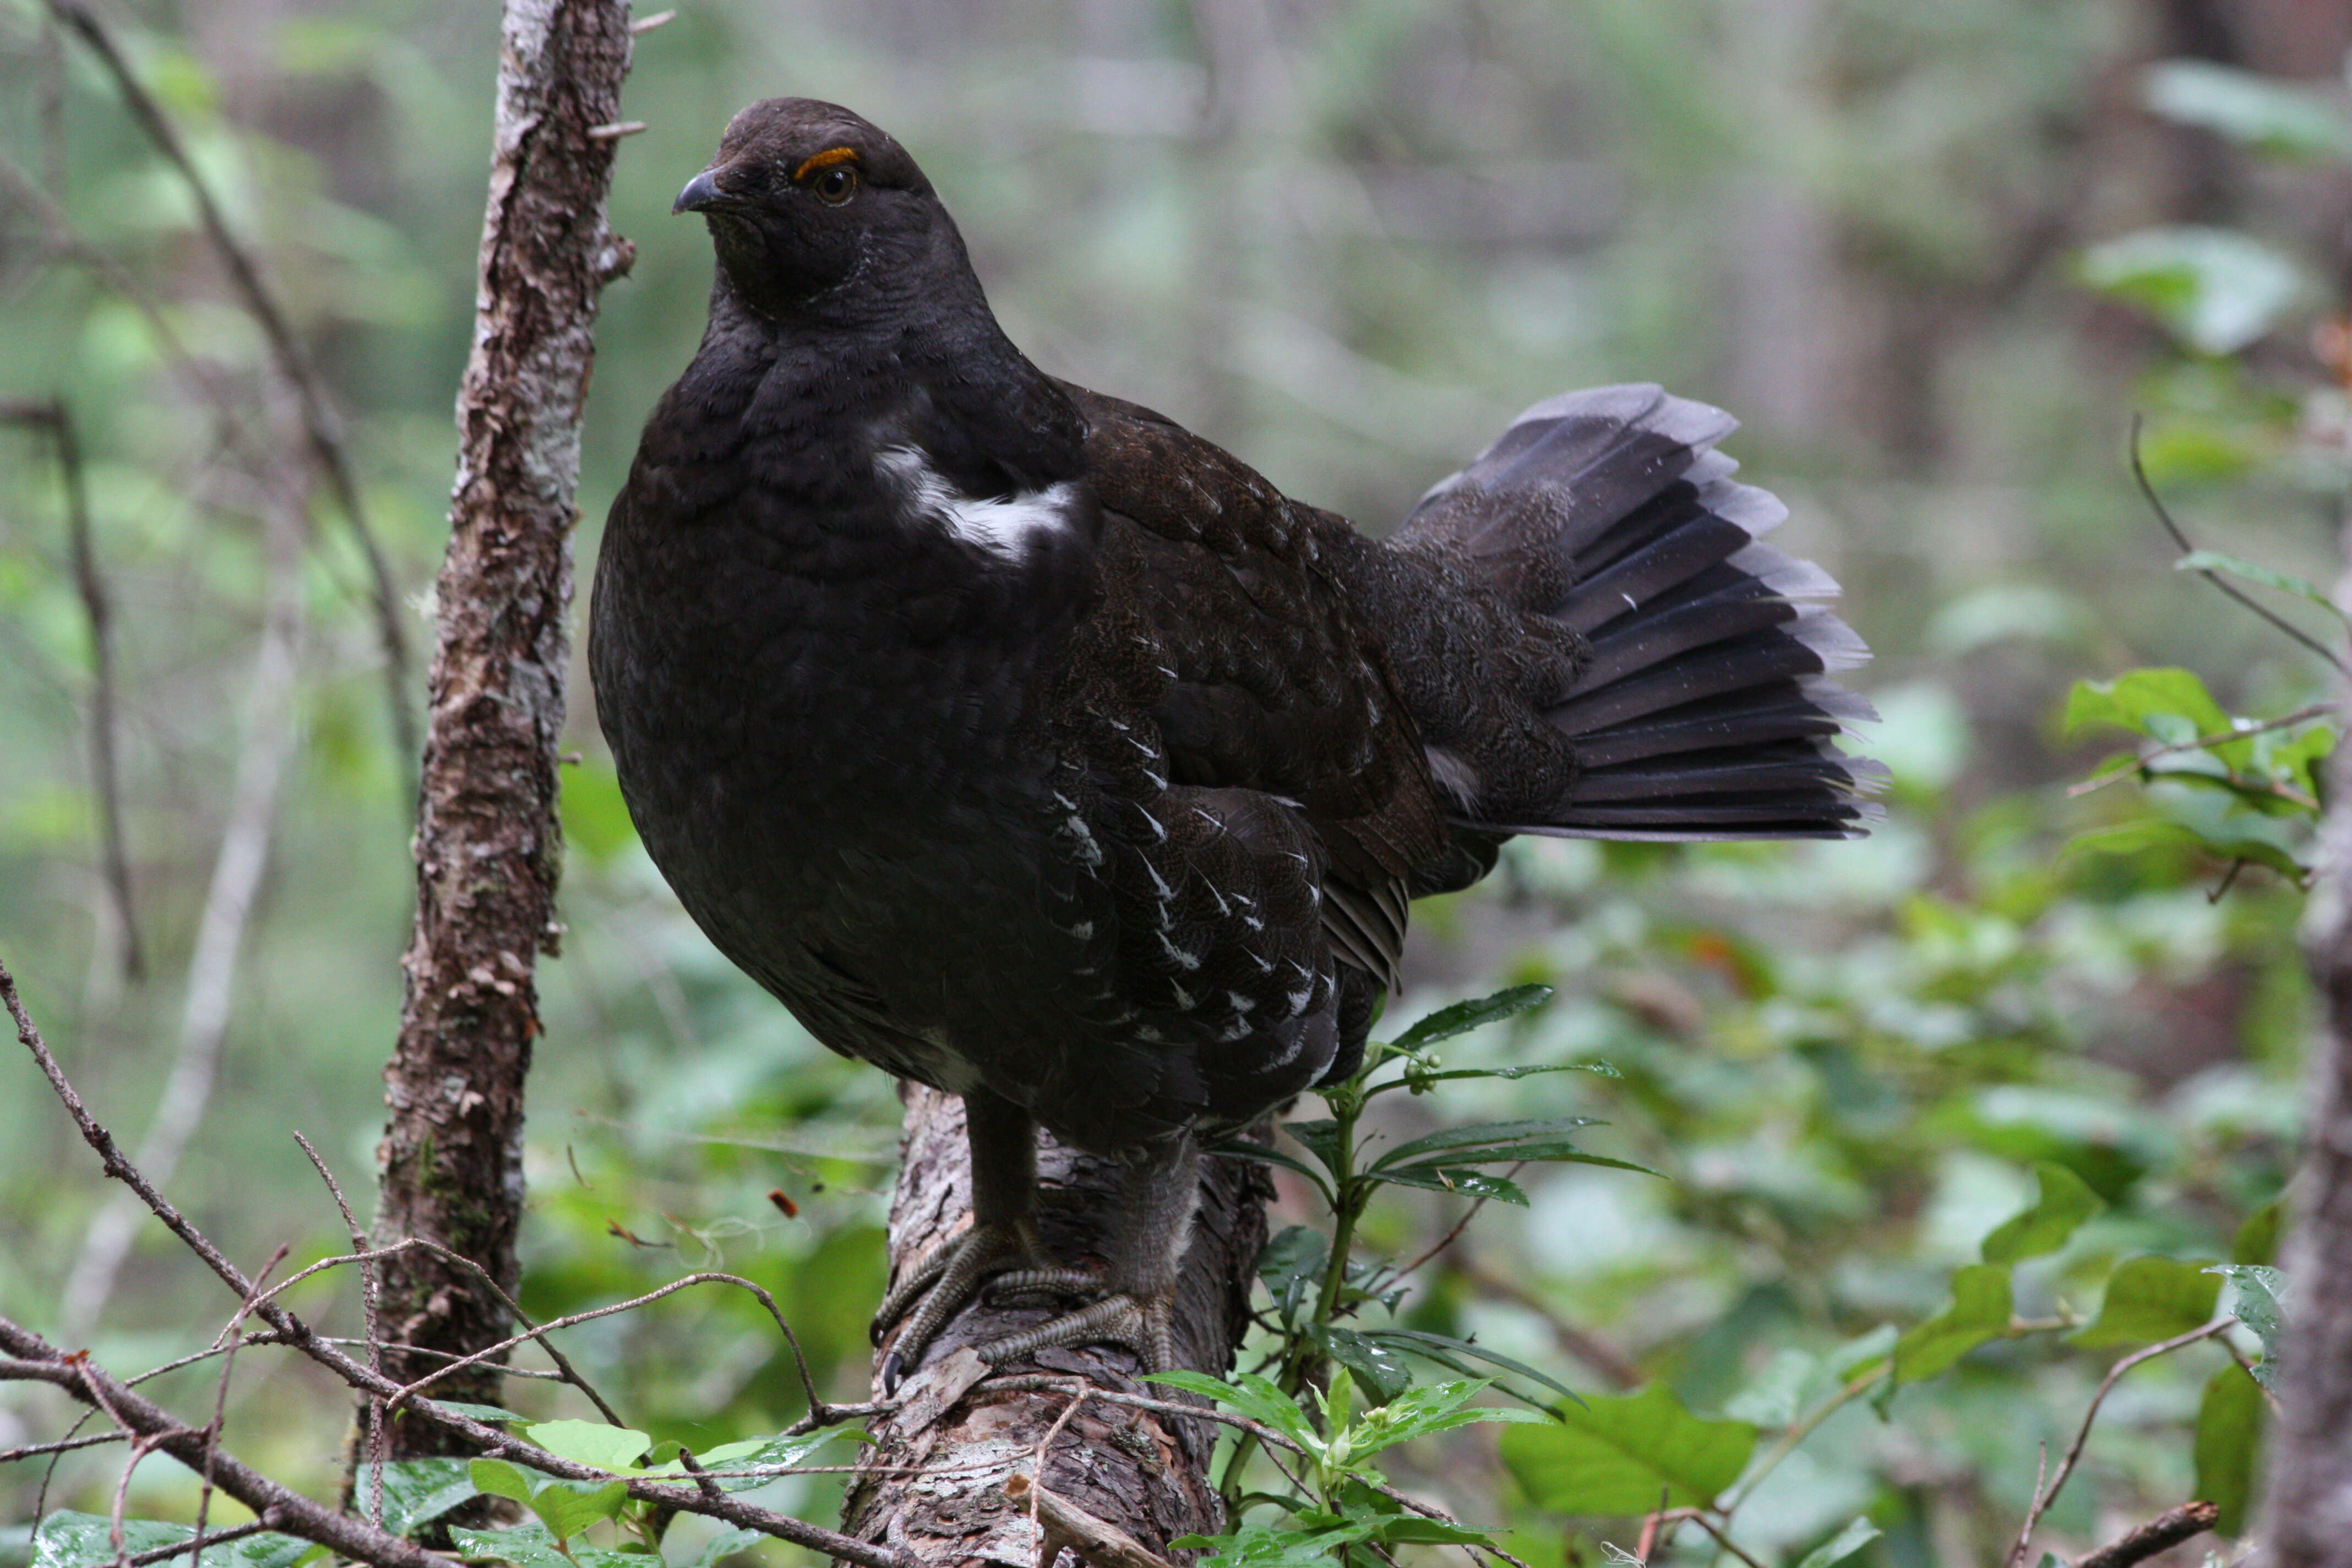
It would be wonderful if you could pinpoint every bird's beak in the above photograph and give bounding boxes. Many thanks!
[673,168,727,216]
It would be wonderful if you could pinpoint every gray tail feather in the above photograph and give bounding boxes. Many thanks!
[1401,384,1885,842]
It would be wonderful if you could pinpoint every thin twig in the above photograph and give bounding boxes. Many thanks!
[3,957,914,1568]
[123,1521,273,1568]
[676,1447,727,1504]
[195,1244,288,1568]
[1723,1364,1888,1512]
[2131,413,2345,672]
[1677,1510,1766,1568]
[0,400,140,977]
[59,490,304,1343]
[123,1523,271,1568]
[2,1334,443,1568]
[1030,1392,1091,1528]
[47,0,418,779]
[2006,1316,2238,1568]
[1,1430,129,1463]
[1452,1255,1642,1390]
[2067,700,2340,798]
[977,1373,1522,1554]
[1387,1167,1515,1284]
[382,1269,793,1419]
[293,1131,388,1526]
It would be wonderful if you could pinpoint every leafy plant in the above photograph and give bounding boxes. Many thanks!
[1152,1369,1545,1568]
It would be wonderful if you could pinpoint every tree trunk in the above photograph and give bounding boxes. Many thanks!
[2270,656,2352,1562]
[371,0,634,1458]
[839,1085,1269,1567]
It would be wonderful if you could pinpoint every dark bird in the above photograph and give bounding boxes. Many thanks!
[590,98,1881,1392]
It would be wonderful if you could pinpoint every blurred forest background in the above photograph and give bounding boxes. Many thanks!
[3,0,2351,1564]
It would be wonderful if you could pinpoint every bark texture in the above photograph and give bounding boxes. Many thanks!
[840,1085,1270,1568]
[372,0,633,1455]
[2272,669,2352,1562]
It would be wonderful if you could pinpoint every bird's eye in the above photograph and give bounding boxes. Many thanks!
[810,166,859,205]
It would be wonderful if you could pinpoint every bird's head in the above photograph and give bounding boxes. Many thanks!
[674,97,948,320]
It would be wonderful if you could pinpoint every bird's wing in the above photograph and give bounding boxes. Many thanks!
[1058,385,1447,998]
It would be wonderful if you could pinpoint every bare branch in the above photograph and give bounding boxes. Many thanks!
[0,1430,129,1463]
[2006,1317,2237,1568]
[2075,1501,2220,1568]
[2067,700,2340,798]
[194,1245,290,1568]
[0,1332,444,1568]
[293,1133,389,1525]
[123,1522,274,1568]
[2130,413,2345,672]
[45,0,418,777]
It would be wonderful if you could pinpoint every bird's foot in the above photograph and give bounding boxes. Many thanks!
[874,1218,1089,1394]
[975,1286,1176,1375]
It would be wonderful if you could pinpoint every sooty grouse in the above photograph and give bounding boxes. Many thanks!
[589,97,1882,1392]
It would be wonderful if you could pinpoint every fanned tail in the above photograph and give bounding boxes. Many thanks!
[1396,384,1885,841]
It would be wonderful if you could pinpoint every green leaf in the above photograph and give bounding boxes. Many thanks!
[31,1516,314,1568]
[1892,1265,2013,1385]
[524,1480,630,1545]
[525,1420,652,1472]
[1368,1166,1530,1205]
[1389,1147,1654,1178]
[1370,1516,1496,1547]
[2064,668,2233,743]
[674,1529,761,1568]
[2075,1256,2222,1347]
[1794,1517,1884,1568]
[1282,1120,1349,1179]
[450,1524,648,1568]
[1354,1379,1550,1459]
[469,1458,541,1507]
[1314,1324,1414,1403]
[2195,1362,2266,1537]
[1366,1328,1583,1406]
[1372,1117,1603,1170]
[1257,1226,1329,1324]
[645,1429,862,1492]
[351,1459,482,1537]
[2079,226,2306,355]
[2176,550,2342,614]
[435,1402,530,1425]
[1205,1138,1334,1201]
[1145,1370,1320,1451]
[2209,1264,2286,1388]
[1169,1521,1378,1568]
[1400,1060,1620,1092]
[1389,986,1553,1051]
[1500,1383,1757,1515]
[1981,1162,2105,1264]
[2143,60,2352,160]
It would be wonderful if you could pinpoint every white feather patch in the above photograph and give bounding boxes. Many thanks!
[874,445,1074,558]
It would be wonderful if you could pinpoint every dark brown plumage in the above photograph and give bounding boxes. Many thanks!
[589,98,1880,1389]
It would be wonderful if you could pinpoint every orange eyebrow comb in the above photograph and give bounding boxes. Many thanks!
[793,146,858,181]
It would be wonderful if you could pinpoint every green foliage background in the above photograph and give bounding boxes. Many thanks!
[2,0,2348,1564]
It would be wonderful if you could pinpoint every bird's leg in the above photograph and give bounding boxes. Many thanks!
[974,1133,1197,1375]
[874,1088,1061,1394]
